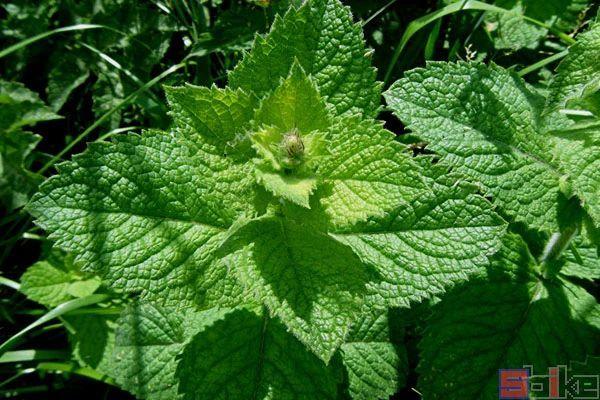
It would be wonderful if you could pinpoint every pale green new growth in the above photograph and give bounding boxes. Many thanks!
[229,0,381,118]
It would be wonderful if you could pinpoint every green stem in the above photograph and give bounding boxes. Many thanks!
[539,226,577,278]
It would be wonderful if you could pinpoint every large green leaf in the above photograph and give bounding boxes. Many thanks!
[176,307,339,400]
[332,163,506,308]
[385,62,563,232]
[112,302,228,400]
[418,234,600,399]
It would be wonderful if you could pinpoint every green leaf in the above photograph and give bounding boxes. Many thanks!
[418,233,600,399]
[253,63,331,133]
[229,0,381,118]
[69,314,117,377]
[339,311,407,400]
[164,85,256,150]
[176,307,338,400]
[484,0,590,51]
[485,4,545,50]
[550,120,600,225]
[28,130,255,309]
[112,302,227,400]
[561,239,600,281]
[255,168,316,208]
[0,80,60,208]
[47,51,90,112]
[385,62,563,232]
[220,216,373,362]
[546,20,600,113]
[20,251,101,308]
[317,117,426,228]
[20,260,74,307]
[332,162,506,308]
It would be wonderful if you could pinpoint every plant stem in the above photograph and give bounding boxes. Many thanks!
[539,226,577,278]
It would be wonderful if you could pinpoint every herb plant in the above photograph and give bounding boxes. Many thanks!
[1,0,599,399]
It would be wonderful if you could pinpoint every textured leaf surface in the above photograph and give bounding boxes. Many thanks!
[113,302,227,400]
[20,251,100,307]
[485,0,590,51]
[317,117,426,227]
[340,311,407,400]
[418,234,600,399]
[332,163,506,308]
[221,216,372,362]
[28,130,254,308]
[551,120,600,225]
[229,0,380,118]
[385,62,562,232]
[546,20,600,113]
[177,307,338,400]
[562,239,600,281]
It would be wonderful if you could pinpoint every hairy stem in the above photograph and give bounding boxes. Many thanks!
[539,226,577,278]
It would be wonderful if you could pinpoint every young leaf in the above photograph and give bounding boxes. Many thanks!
[229,0,381,118]
[418,234,600,399]
[385,62,563,232]
[176,307,339,400]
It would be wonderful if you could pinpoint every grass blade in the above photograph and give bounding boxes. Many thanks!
[0,294,109,355]
[38,63,185,174]
[0,25,104,59]
[0,350,69,364]
[383,0,575,85]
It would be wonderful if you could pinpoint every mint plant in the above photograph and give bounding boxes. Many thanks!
[5,1,598,399]
[25,0,507,397]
